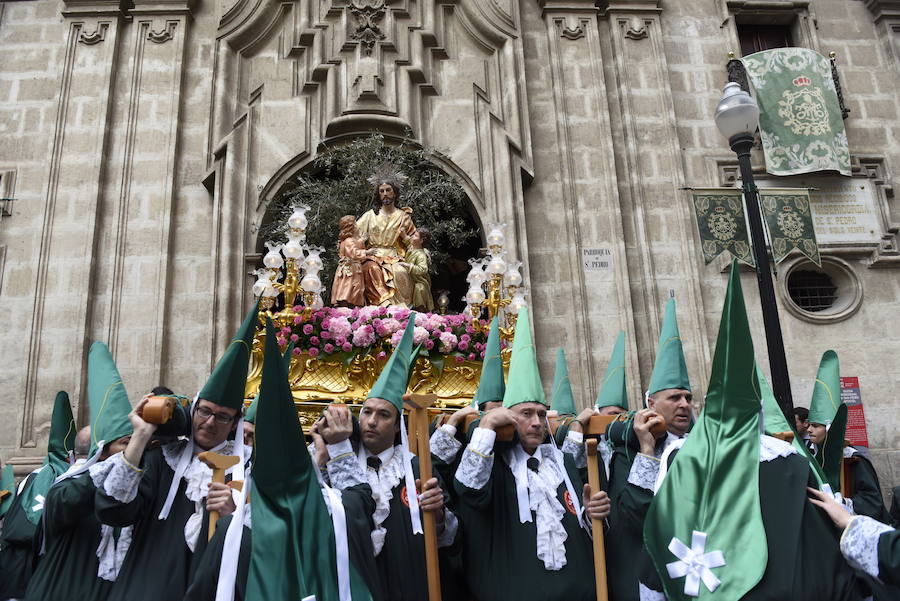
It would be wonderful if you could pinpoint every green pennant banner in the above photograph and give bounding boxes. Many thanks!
[741,48,850,177]
[691,188,754,266]
[759,188,821,266]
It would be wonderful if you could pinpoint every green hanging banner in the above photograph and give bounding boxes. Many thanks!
[758,188,821,266]
[741,47,851,177]
[690,188,754,267]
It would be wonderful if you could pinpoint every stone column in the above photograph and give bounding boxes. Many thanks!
[599,0,711,392]
[532,0,641,406]
[16,0,129,465]
[865,0,900,76]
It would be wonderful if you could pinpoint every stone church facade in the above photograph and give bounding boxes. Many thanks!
[1,0,898,495]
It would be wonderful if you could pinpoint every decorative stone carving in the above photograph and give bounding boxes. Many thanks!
[147,21,178,44]
[560,23,585,39]
[624,16,648,39]
[79,22,109,44]
[349,0,387,56]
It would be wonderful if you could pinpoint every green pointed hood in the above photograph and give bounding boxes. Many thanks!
[645,261,766,600]
[808,350,840,426]
[18,390,76,524]
[820,403,848,493]
[502,307,547,408]
[756,364,828,488]
[1,464,16,519]
[247,318,372,600]
[596,331,628,409]
[471,316,505,408]
[199,300,260,410]
[47,390,76,472]
[648,298,691,396]
[368,313,417,414]
[88,343,134,456]
[550,349,577,415]
[245,341,293,425]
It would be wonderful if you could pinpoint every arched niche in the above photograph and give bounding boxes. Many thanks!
[249,135,486,313]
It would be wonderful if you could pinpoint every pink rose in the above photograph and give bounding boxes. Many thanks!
[276,337,286,346]
[290,334,299,342]
[335,336,346,347]
[303,324,314,335]
[377,351,387,360]
[309,336,320,346]
[458,340,469,352]
[425,340,435,350]
[342,342,352,353]
[320,331,332,340]
[294,316,303,325]
[292,347,302,356]
[455,355,465,363]
[468,353,476,360]
[323,343,335,354]
[308,347,319,358]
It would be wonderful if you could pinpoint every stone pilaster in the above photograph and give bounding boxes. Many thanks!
[531,0,641,406]
[600,0,712,393]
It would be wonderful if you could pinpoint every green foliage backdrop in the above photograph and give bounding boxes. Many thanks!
[260,134,480,295]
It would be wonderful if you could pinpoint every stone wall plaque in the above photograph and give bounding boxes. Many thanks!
[757,178,882,245]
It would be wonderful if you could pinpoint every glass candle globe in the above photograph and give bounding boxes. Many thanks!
[508,291,527,314]
[487,254,507,275]
[465,284,486,305]
[504,261,523,287]
[486,223,507,249]
[301,274,322,293]
[287,204,310,231]
[283,237,303,259]
[467,259,488,285]
[303,247,324,271]
[263,242,284,269]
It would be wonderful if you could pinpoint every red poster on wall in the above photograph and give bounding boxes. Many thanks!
[840,376,869,448]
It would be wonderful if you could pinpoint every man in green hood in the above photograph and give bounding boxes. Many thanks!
[93,303,258,601]
[319,313,460,601]
[453,308,611,601]
[24,344,134,601]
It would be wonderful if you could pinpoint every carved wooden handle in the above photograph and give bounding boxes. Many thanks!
[141,396,177,425]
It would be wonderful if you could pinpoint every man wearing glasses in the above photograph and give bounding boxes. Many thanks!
[92,303,257,601]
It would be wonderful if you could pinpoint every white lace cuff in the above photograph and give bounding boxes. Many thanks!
[639,582,666,601]
[840,515,892,580]
[561,433,586,469]
[327,449,366,491]
[431,427,462,463]
[469,427,496,455]
[627,453,659,492]
[327,439,354,460]
[759,435,797,462]
[456,442,494,491]
[440,424,457,437]
[94,453,143,504]
[437,509,459,548]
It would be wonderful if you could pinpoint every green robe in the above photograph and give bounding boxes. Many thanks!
[454,441,596,601]
[640,449,868,601]
[24,473,112,601]
[0,472,39,599]
[184,484,383,601]
[373,455,462,601]
[845,449,891,523]
[95,447,202,601]
[877,529,899,589]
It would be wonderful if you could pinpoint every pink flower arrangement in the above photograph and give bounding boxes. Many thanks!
[266,305,494,360]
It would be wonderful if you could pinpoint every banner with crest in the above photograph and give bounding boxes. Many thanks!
[759,188,821,266]
[690,188,754,266]
[741,48,851,176]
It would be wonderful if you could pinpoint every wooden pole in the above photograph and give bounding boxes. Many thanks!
[198,451,240,541]
[586,439,609,601]
[404,393,442,601]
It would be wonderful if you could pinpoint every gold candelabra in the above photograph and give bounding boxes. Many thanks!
[464,223,527,345]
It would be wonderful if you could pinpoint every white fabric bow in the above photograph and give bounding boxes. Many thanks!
[666,531,726,597]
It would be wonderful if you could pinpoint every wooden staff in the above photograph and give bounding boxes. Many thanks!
[0,489,9,501]
[404,393,442,601]
[198,451,240,541]
[585,415,616,601]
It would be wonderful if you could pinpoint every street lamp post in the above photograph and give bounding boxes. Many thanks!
[715,82,795,422]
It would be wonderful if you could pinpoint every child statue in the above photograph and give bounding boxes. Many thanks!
[331,215,374,307]
[402,227,434,312]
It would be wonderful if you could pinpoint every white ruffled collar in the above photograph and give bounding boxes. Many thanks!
[505,444,570,571]
[358,444,406,555]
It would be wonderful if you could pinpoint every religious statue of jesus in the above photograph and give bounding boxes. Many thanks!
[357,168,417,307]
